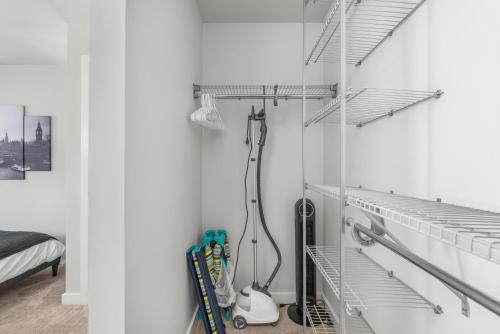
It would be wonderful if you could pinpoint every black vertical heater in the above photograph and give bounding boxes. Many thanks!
[287,198,316,325]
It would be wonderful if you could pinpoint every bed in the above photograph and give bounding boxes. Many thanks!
[0,231,65,289]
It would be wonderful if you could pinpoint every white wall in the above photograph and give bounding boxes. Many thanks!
[202,23,325,303]
[89,0,203,332]
[322,0,500,333]
[0,22,88,303]
[88,0,126,332]
[124,0,202,333]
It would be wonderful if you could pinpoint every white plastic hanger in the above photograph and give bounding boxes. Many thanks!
[190,94,224,131]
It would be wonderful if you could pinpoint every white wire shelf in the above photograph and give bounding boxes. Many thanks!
[306,300,375,334]
[193,84,336,100]
[307,246,366,313]
[307,246,438,314]
[306,0,427,66]
[305,87,442,127]
[307,184,500,265]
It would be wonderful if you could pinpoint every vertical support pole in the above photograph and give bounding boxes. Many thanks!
[339,0,347,332]
[301,0,308,331]
[251,119,258,285]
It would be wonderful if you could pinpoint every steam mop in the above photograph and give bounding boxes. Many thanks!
[232,103,282,330]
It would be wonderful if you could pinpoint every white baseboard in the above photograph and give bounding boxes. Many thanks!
[186,305,199,334]
[269,291,295,305]
[61,292,88,305]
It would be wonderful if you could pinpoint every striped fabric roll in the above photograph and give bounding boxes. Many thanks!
[191,250,218,333]
[224,238,231,262]
[204,245,216,283]
[213,244,222,282]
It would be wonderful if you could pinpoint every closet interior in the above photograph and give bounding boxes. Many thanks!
[192,0,500,333]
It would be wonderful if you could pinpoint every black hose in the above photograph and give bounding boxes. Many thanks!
[257,140,282,291]
[232,117,253,284]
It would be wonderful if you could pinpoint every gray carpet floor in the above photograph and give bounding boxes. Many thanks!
[0,266,88,334]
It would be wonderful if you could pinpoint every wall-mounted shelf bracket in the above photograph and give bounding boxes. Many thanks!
[329,83,338,98]
[443,282,470,317]
[273,84,278,106]
[462,296,471,317]
[193,83,201,98]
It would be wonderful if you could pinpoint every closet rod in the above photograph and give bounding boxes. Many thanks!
[354,223,500,317]
[195,95,330,100]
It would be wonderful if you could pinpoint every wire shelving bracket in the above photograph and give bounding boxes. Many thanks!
[307,183,500,265]
[306,0,428,66]
[305,88,443,127]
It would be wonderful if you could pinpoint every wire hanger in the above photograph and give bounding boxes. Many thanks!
[190,94,224,131]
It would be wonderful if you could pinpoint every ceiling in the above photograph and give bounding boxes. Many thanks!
[0,0,324,65]
[0,0,89,65]
[197,0,329,23]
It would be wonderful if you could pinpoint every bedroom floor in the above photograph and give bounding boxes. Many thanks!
[0,266,88,334]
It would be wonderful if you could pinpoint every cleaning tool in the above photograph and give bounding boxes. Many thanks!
[232,93,282,329]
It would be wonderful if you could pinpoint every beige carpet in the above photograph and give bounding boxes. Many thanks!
[0,266,316,333]
[194,305,314,334]
[0,266,88,334]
